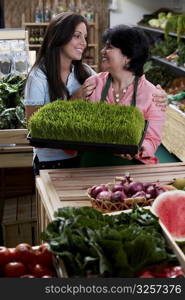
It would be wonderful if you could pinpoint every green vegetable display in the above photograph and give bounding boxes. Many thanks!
[0,74,26,129]
[41,206,177,277]
[29,100,145,146]
[144,61,176,88]
[150,37,177,58]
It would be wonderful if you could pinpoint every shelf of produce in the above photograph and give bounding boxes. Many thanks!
[0,129,33,168]
[137,24,185,39]
[36,162,185,236]
[162,104,185,161]
[23,22,49,26]
[151,55,185,76]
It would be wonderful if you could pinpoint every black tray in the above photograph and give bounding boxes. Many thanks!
[27,121,148,155]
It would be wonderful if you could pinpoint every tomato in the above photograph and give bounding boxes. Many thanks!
[138,271,154,278]
[8,248,18,262]
[4,262,27,277]
[154,266,184,278]
[20,274,36,278]
[34,244,53,267]
[0,246,10,265]
[15,243,35,264]
[31,264,56,277]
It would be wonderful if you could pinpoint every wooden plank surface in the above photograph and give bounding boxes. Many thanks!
[0,152,33,168]
[0,129,29,145]
[37,162,185,220]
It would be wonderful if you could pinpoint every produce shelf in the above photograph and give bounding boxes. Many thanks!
[151,55,185,76]
[137,24,185,39]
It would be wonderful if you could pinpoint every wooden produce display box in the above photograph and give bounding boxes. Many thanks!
[36,162,185,277]
[0,129,33,168]
[162,104,185,161]
[2,194,37,247]
[36,162,185,236]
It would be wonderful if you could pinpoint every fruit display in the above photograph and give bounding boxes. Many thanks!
[152,190,185,243]
[0,243,57,278]
[41,206,184,278]
[87,173,176,213]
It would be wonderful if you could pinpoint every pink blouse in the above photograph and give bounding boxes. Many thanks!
[85,72,166,164]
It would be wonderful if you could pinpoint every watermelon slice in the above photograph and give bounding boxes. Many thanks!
[151,190,185,242]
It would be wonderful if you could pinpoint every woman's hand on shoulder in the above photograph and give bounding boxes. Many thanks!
[152,84,168,110]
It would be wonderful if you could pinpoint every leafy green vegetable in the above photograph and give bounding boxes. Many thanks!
[0,74,26,129]
[150,37,177,57]
[144,61,176,88]
[41,206,177,277]
[29,99,145,146]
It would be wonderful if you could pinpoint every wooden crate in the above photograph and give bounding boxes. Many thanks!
[162,104,185,161]
[2,194,38,247]
[36,162,185,240]
[0,129,33,168]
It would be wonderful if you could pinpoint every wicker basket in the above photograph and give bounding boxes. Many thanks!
[87,180,177,213]
[87,183,148,213]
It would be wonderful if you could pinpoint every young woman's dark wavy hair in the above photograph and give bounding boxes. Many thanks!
[102,25,149,76]
[31,12,90,101]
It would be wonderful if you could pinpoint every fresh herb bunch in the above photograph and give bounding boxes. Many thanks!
[29,100,145,146]
[41,206,177,277]
[0,74,26,129]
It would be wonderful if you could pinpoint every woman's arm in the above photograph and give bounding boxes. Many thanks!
[24,69,48,122]
[25,105,42,122]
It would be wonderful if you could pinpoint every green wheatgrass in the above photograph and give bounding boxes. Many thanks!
[29,100,145,145]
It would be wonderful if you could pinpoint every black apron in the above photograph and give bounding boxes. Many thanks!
[80,74,143,167]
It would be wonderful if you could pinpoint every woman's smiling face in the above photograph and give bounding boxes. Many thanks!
[61,22,87,61]
[101,41,129,72]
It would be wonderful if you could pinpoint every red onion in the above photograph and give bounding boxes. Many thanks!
[132,191,146,198]
[145,184,157,198]
[155,186,166,197]
[111,191,126,203]
[90,185,108,198]
[96,191,112,201]
[127,181,144,196]
[112,184,125,193]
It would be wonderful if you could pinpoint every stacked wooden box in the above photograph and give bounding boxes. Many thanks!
[162,104,185,161]
[2,194,37,247]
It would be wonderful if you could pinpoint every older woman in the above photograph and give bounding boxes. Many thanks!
[80,25,166,167]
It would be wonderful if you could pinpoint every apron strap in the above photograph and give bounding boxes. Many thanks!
[101,74,112,103]
[100,73,140,107]
[131,76,139,107]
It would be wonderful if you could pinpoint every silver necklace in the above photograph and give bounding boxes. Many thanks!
[112,76,135,104]
[112,87,127,103]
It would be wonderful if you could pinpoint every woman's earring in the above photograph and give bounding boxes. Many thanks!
[125,62,130,69]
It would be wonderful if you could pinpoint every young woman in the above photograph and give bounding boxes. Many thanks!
[24,12,96,175]
[80,25,166,167]
[25,14,167,173]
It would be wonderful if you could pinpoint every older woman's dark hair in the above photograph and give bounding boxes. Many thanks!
[32,12,90,101]
[102,25,149,76]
